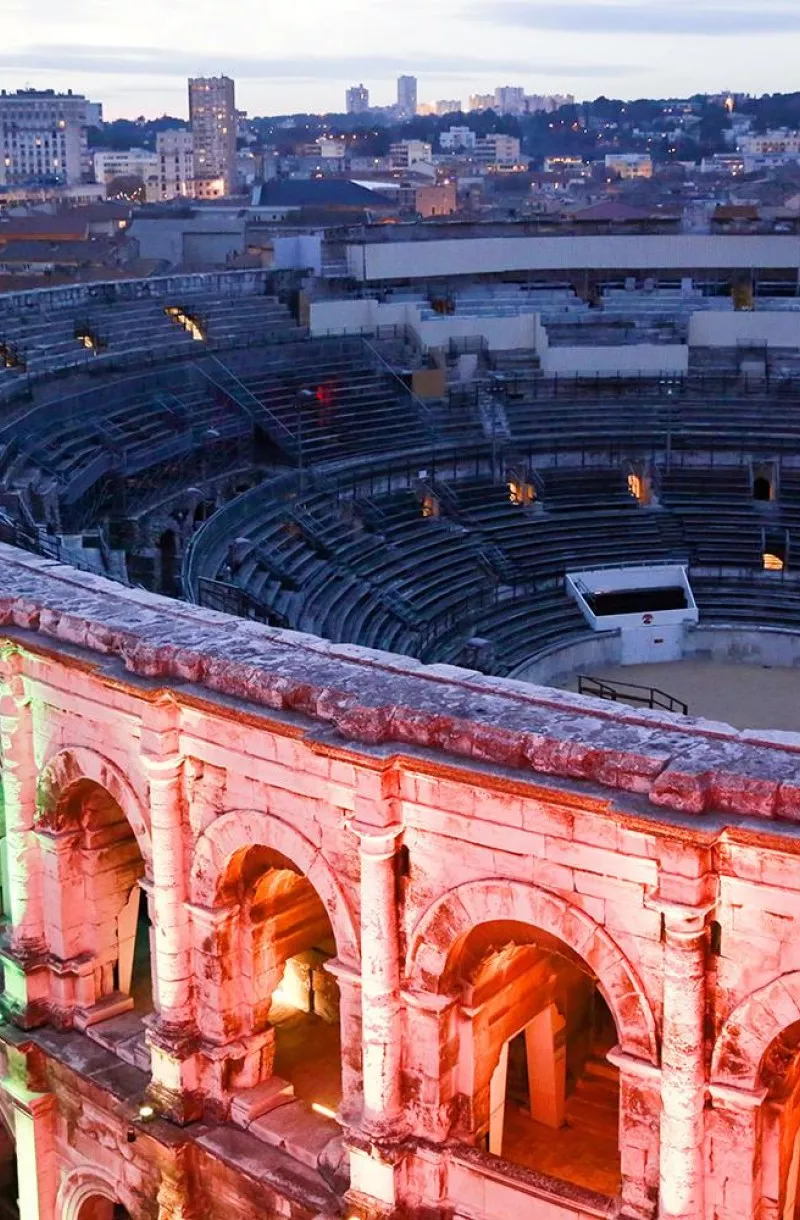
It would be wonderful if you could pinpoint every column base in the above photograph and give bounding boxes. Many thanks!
[346,1133,411,1216]
[73,992,135,1030]
[145,1022,204,1125]
[0,944,51,1030]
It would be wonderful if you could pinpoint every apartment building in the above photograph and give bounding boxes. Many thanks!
[93,148,160,201]
[397,76,418,118]
[188,75,237,195]
[389,139,433,170]
[0,88,95,186]
[346,84,370,114]
[157,129,195,199]
[605,152,654,179]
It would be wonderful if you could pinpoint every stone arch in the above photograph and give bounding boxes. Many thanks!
[55,1165,129,1220]
[189,809,359,964]
[36,747,151,865]
[405,878,658,1064]
[712,971,800,1091]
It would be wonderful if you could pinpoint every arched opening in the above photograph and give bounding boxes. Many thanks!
[158,528,178,596]
[50,779,152,1032]
[75,1199,131,1220]
[193,500,217,527]
[761,1020,800,1218]
[447,920,621,1198]
[0,1115,18,1220]
[754,475,773,502]
[220,845,341,1112]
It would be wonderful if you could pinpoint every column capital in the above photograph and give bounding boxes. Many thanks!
[352,822,404,857]
[33,826,82,853]
[607,1046,662,1084]
[324,955,362,986]
[139,752,184,780]
[0,642,25,682]
[401,987,459,1016]
[645,892,717,936]
[185,900,240,931]
[709,1080,769,1110]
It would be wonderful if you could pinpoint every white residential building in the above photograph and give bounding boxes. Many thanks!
[435,100,462,117]
[94,148,160,200]
[439,127,477,151]
[604,153,653,179]
[389,140,433,170]
[494,86,526,115]
[0,88,96,186]
[526,93,575,114]
[475,133,522,166]
[740,129,800,158]
[156,129,194,199]
[469,94,496,113]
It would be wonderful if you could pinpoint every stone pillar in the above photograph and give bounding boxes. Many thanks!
[0,651,48,1026]
[656,904,711,1220]
[324,957,363,1126]
[1,1043,57,1220]
[707,1082,767,1220]
[35,828,98,1019]
[608,1047,662,1220]
[187,900,274,1115]
[354,823,404,1136]
[140,750,200,1123]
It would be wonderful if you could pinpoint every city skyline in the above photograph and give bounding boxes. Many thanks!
[4,0,800,119]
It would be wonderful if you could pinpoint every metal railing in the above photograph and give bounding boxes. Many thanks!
[578,674,689,715]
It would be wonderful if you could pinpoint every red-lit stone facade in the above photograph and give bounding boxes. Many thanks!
[1,543,800,1220]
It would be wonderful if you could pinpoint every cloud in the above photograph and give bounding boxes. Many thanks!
[0,44,633,81]
[474,0,800,36]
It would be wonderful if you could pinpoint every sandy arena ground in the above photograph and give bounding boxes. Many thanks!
[558,659,800,733]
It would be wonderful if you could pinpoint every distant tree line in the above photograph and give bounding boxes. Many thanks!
[92,91,800,167]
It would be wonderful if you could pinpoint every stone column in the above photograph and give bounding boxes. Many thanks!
[0,651,48,1026]
[324,956,363,1126]
[187,900,274,1115]
[354,822,404,1137]
[140,751,200,1123]
[656,904,711,1220]
[608,1047,662,1220]
[1,1042,57,1220]
[707,1082,767,1220]
[35,827,98,1018]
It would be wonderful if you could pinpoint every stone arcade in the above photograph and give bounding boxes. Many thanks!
[1,541,800,1220]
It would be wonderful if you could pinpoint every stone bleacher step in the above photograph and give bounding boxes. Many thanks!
[230,1076,295,1128]
[247,1097,340,1168]
[74,991,134,1030]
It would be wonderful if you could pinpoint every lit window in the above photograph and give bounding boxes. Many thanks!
[508,480,535,505]
[628,473,644,502]
[763,553,784,571]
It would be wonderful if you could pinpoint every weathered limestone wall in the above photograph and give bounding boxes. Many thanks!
[0,543,799,1219]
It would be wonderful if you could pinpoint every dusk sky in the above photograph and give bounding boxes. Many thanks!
[5,0,800,119]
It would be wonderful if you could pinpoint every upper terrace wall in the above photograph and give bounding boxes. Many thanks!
[346,233,800,283]
[540,342,689,377]
[309,296,542,352]
[688,310,800,348]
[3,541,800,1218]
[0,269,274,316]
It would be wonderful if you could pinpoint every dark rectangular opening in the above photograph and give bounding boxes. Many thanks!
[587,586,687,617]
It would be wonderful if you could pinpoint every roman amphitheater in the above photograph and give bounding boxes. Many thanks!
[1,237,800,1220]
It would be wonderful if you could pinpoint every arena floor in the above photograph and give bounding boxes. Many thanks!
[556,660,800,733]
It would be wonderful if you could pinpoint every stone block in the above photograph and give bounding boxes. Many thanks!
[230,1076,295,1127]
